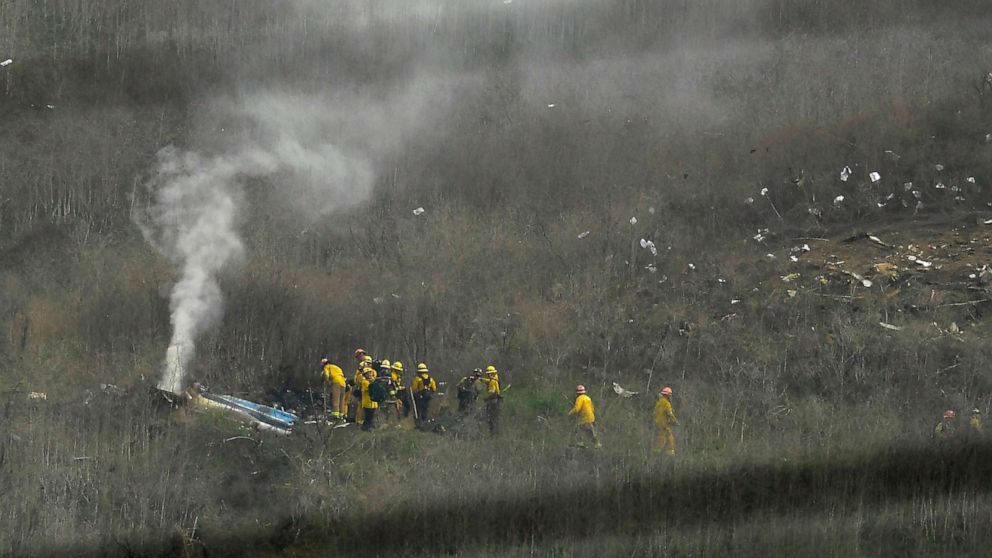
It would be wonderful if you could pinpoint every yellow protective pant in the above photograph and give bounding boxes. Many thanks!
[655,427,676,455]
[330,384,346,416]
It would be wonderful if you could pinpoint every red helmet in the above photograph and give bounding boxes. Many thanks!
[576,384,587,394]
[661,386,673,396]
[354,348,367,358]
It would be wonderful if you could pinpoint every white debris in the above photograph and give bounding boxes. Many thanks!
[869,171,881,183]
[612,382,639,399]
[986,133,992,143]
[577,230,591,239]
[629,217,637,225]
[935,164,945,171]
[885,193,896,200]
[717,278,727,284]
[639,239,658,256]
[645,265,657,273]
[412,207,425,216]
[28,392,47,400]
[834,195,845,204]
[687,263,696,271]
[730,299,741,305]
[955,196,966,202]
[912,190,922,199]
[745,197,754,204]
[766,253,776,260]
[503,0,512,4]
[879,322,903,331]
[0,59,11,67]
[935,182,946,190]
[648,206,656,214]
[884,150,900,161]
[45,104,54,110]
[547,103,556,108]
[790,255,799,263]
[904,182,913,191]
[967,177,977,184]
[753,228,770,242]
[760,188,769,196]
[840,166,852,182]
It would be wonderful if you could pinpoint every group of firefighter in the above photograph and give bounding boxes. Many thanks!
[320,347,682,454]
[933,408,983,442]
[320,348,504,435]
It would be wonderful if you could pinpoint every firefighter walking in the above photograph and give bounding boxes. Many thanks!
[654,386,678,456]
[568,384,601,449]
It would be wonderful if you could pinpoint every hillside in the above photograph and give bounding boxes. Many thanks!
[3,1,992,556]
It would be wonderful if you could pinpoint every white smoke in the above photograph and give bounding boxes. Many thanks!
[140,148,278,393]
[138,81,452,393]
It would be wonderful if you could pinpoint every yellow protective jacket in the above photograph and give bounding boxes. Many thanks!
[391,371,404,389]
[970,415,983,434]
[359,377,378,410]
[482,375,501,400]
[569,394,595,425]
[411,373,437,394]
[324,364,346,387]
[355,368,376,385]
[655,397,678,428]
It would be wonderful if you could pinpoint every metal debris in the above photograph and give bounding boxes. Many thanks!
[0,59,11,67]
[412,207,425,216]
[577,230,591,239]
[869,171,881,183]
[611,382,639,399]
[834,195,845,205]
[840,166,852,182]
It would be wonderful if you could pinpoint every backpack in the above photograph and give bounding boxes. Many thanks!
[369,379,389,404]
[416,374,434,400]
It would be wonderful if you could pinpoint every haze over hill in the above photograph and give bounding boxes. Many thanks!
[3,1,992,556]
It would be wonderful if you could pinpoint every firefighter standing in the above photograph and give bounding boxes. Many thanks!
[411,363,437,425]
[457,369,482,414]
[654,386,678,455]
[970,408,983,437]
[481,365,502,436]
[568,384,601,449]
[934,409,957,442]
[359,368,378,431]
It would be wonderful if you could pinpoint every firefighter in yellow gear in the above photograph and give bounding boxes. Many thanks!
[352,354,375,424]
[359,368,378,431]
[654,386,678,455]
[392,361,413,419]
[321,358,346,419]
[568,385,601,449]
[481,365,502,436]
[970,409,983,437]
[411,363,436,424]
[934,409,956,442]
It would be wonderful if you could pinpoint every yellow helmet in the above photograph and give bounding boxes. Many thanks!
[361,355,373,363]
[486,365,497,374]
[392,361,404,372]
[417,363,429,373]
[362,367,375,376]
[380,359,391,368]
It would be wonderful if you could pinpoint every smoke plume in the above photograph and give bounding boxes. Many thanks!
[138,81,449,393]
